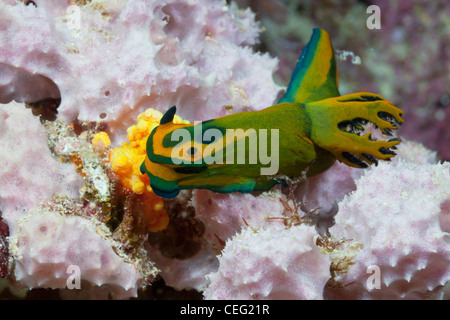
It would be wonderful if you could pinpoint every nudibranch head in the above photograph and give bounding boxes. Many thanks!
[110,108,189,195]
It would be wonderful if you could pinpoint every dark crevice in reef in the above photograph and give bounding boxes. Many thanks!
[0,63,62,121]
[147,192,205,260]
[25,97,61,122]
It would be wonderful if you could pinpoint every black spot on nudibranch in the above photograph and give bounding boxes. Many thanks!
[379,147,397,156]
[362,153,378,166]
[338,95,383,103]
[338,118,369,136]
[188,147,197,155]
[378,111,402,128]
[342,152,368,168]
[359,94,383,101]
[173,166,207,174]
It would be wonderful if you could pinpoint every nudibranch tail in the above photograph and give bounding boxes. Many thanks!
[278,28,340,104]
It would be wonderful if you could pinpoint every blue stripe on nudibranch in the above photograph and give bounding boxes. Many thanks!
[278,28,321,104]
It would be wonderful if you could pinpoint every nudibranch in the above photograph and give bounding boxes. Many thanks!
[141,28,404,199]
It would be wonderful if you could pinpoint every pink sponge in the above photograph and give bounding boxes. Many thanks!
[0,0,281,139]
[192,189,285,250]
[203,224,331,300]
[0,102,82,233]
[10,197,158,299]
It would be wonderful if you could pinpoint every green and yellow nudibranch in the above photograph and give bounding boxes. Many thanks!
[141,28,404,199]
